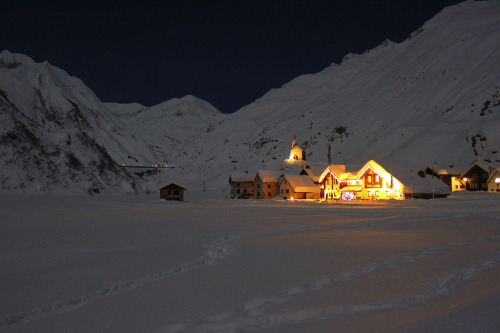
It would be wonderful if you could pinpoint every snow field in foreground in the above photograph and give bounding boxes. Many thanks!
[1,192,500,332]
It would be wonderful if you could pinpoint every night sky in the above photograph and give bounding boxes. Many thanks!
[1,0,464,113]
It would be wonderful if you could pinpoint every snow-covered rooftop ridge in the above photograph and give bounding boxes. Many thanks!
[229,173,254,183]
[281,174,318,192]
[158,181,187,190]
[257,170,281,183]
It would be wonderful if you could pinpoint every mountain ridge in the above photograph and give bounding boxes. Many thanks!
[1,0,500,194]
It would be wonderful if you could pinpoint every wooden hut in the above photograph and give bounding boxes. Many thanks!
[159,182,187,201]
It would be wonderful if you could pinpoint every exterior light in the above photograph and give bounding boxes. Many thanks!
[463,177,468,182]
[495,177,500,183]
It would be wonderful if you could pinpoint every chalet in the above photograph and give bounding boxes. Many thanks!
[254,170,281,199]
[340,160,406,200]
[229,173,254,198]
[460,160,493,191]
[318,164,346,200]
[279,174,320,200]
[487,167,500,192]
[159,182,186,201]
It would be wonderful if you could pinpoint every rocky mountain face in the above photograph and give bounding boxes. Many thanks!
[1,1,499,194]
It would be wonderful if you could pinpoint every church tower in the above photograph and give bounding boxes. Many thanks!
[288,134,305,161]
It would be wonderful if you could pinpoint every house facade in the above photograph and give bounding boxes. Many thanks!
[319,160,405,200]
[279,174,320,200]
[229,173,254,198]
[438,169,465,191]
[318,164,346,200]
[159,182,187,201]
[488,168,500,192]
[254,170,281,199]
[461,161,492,191]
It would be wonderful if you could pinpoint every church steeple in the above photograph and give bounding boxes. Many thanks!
[288,134,305,161]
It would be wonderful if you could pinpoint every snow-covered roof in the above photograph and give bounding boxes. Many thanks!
[372,159,450,195]
[460,160,495,178]
[301,162,328,183]
[229,173,254,183]
[487,167,500,183]
[281,174,320,193]
[438,169,462,176]
[319,164,347,183]
[256,170,281,183]
[159,181,187,190]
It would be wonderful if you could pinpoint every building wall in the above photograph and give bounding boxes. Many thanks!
[279,179,295,200]
[488,173,500,192]
[463,165,489,191]
[231,181,254,198]
[289,146,304,161]
[322,173,341,200]
[451,176,466,191]
[254,177,264,199]
[261,182,279,199]
[160,187,184,201]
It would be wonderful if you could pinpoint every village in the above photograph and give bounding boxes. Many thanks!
[223,136,500,202]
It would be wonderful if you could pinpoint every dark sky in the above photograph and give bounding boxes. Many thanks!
[1,0,464,113]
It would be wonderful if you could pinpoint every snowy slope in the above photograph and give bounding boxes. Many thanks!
[0,51,156,193]
[207,0,500,179]
[1,1,500,194]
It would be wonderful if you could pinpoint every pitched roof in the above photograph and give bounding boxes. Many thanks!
[438,169,462,176]
[319,164,346,183]
[300,162,328,182]
[229,173,254,183]
[159,181,187,190]
[487,167,500,183]
[368,159,450,195]
[281,174,320,193]
[256,170,281,183]
[460,160,494,178]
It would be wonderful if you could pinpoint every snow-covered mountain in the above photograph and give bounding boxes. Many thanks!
[1,0,499,194]
[214,0,500,171]
[0,51,155,193]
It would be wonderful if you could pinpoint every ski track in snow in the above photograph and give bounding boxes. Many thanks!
[0,237,234,331]
[2,211,499,332]
[158,236,500,333]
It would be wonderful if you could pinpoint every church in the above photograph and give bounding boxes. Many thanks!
[288,135,305,161]
[230,135,449,200]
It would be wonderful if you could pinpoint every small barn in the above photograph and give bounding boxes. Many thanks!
[159,182,187,201]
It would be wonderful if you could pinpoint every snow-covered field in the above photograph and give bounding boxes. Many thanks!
[1,192,500,332]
